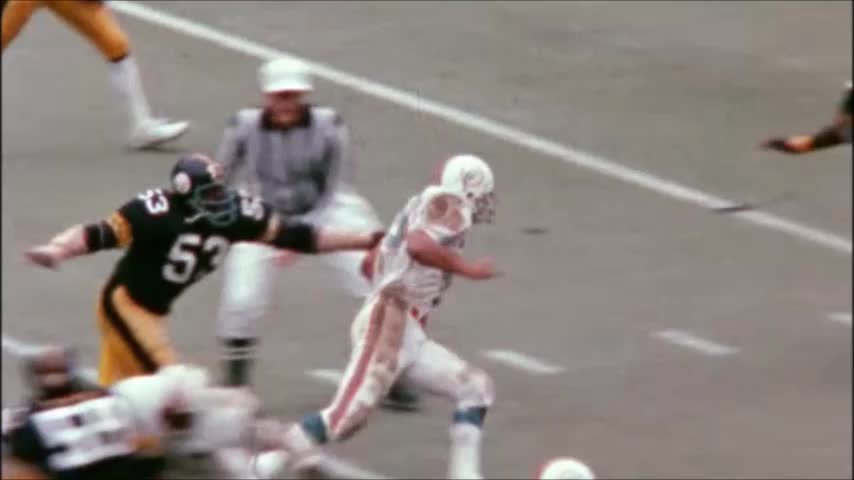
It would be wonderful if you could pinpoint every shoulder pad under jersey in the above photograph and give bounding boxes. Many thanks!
[416,186,472,239]
[130,188,173,218]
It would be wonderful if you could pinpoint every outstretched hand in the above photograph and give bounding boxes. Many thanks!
[760,136,810,154]
[25,245,63,270]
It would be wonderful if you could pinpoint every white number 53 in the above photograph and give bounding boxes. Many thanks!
[163,234,229,284]
[240,194,264,220]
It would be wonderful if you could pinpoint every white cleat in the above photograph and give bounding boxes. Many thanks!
[128,118,190,149]
[251,451,290,479]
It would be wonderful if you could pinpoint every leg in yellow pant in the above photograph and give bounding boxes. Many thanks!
[96,283,178,386]
[1,0,40,51]
[2,0,189,148]
[2,0,128,60]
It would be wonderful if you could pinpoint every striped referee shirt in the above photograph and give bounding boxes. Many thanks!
[216,105,354,217]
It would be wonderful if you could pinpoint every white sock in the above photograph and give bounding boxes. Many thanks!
[281,423,323,472]
[449,423,484,479]
[108,55,152,130]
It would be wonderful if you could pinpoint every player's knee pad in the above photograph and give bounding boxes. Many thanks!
[456,366,495,410]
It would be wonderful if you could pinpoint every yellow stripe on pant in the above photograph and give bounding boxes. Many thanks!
[96,283,177,386]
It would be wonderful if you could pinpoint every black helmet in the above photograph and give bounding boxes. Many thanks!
[171,153,239,227]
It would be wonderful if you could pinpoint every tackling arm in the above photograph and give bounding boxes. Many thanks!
[24,215,128,269]
[258,214,382,254]
[762,119,850,153]
[763,88,853,154]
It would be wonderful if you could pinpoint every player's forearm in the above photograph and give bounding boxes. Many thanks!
[42,224,90,261]
[28,220,123,269]
[406,231,474,277]
[313,229,380,253]
[264,215,378,254]
[797,123,848,152]
[767,116,851,154]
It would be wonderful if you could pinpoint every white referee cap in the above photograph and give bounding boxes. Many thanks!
[258,57,313,93]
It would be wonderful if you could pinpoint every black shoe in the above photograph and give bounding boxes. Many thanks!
[382,382,421,412]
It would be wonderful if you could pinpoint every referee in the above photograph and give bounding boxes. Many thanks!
[215,57,419,410]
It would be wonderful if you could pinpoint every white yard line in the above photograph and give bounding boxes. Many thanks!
[481,349,565,375]
[2,334,43,356]
[109,0,851,256]
[828,312,852,326]
[306,368,345,385]
[652,329,739,356]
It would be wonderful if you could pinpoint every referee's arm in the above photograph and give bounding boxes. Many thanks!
[217,113,248,184]
[314,115,354,213]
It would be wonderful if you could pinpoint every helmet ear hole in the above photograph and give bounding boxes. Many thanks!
[173,172,192,195]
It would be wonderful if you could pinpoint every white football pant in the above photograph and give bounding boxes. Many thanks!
[281,293,495,479]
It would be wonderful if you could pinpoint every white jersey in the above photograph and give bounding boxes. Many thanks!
[2,366,258,477]
[110,365,257,454]
[22,393,138,471]
[372,185,472,312]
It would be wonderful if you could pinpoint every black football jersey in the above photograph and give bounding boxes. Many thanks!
[104,189,272,314]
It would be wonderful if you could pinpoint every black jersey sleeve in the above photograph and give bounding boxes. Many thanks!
[228,192,318,251]
[229,192,275,242]
[270,220,317,252]
[102,189,173,247]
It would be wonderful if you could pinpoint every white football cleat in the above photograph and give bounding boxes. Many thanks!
[129,118,190,149]
[536,457,595,480]
[251,451,290,479]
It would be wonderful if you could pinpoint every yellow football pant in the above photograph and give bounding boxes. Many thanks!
[96,283,177,386]
[2,0,129,60]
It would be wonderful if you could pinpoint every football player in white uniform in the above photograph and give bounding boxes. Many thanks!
[265,154,499,479]
[1,346,269,479]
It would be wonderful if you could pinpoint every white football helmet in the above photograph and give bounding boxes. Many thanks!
[440,154,496,224]
[537,457,595,479]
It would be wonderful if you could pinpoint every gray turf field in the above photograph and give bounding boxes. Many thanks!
[2,1,851,478]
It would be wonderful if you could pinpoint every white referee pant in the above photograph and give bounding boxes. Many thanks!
[218,190,382,341]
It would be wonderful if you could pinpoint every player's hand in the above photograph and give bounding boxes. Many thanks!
[25,244,64,269]
[464,257,498,280]
[761,136,810,154]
